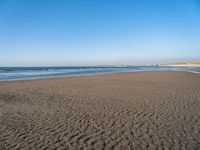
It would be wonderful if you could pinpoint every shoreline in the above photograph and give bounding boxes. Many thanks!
[0,69,199,83]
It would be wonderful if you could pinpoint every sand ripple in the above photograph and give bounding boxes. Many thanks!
[0,71,200,149]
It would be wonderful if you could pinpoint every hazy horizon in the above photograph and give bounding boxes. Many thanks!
[0,59,200,67]
[1,0,200,66]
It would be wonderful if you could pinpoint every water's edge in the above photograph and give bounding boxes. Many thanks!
[0,66,199,82]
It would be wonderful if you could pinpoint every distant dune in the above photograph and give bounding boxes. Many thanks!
[160,61,200,67]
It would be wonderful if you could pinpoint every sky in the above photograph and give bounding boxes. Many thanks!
[0,0,200,66]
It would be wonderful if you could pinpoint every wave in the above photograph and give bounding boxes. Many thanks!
[0,66,199,82]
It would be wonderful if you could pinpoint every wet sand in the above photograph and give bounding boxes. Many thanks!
[0,71,200,149]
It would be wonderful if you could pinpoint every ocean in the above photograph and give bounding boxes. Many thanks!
[0,66,200,82]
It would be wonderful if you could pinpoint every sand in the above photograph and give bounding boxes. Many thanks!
[160,64,200,67]
[0,71,200,149]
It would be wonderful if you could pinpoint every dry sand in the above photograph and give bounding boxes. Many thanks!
[0,71,200,150]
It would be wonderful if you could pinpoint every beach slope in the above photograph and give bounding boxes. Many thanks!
[0,71,200,149]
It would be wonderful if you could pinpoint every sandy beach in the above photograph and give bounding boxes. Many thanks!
[0,71,200,149]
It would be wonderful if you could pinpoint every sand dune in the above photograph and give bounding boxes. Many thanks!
[160,61,200,67]
[0,71,200,149]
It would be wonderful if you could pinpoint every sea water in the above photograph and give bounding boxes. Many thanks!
[0,66,199,82]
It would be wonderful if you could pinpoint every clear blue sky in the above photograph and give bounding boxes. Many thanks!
[0,0,200,66]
